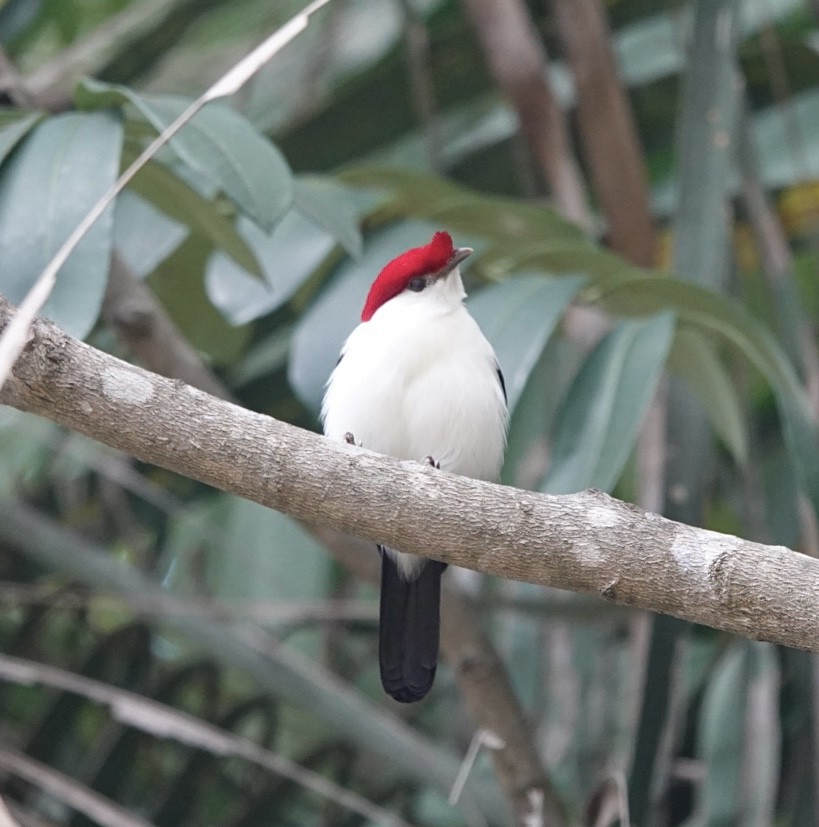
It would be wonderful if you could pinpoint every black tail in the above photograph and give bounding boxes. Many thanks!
[378,547,446,703]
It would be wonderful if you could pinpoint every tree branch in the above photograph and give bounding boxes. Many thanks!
[552,0,657,267]
[2,293,819,653]
[99,262,561,822]
[459,0,592,228]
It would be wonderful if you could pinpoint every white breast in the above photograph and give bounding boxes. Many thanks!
[321,275,507,482]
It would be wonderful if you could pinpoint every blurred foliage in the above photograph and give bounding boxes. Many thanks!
[2,0,819,824]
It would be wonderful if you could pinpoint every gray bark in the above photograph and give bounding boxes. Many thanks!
[1,294,818,654]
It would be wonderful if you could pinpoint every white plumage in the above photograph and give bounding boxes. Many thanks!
[321,262,507,576]
[320,232,507,702]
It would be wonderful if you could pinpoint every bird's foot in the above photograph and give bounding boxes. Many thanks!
[344,432,358,446]
[422,455,440,470]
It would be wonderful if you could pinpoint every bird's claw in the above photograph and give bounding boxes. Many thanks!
[344,432,358,446]
[422,455,440,470]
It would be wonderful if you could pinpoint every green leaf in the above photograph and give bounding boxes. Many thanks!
[0,110,43,168]
[501,339,575,488]
[343,166,647,286]
[204,209,337,326]
[601,264,792,368]
[695,644,749,825]
[293,176,363,258]
[541,312,676,495]
[0,408,59,495]
[208,499,328,599]
[478,237,642,284]
[672,0,739,288]
[742,644,780,827]
[148,233,251,366]
[0,0,41,43]
[113,190,189,278]
[467,274,586,413]
[76,79,293,232]
[667,328,748,466]
[0,111,123,339]
[343,165,586,244]
[128,159,263,278]
[598,276,819,509]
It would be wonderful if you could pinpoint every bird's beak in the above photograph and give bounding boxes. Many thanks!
[442,246,472,276]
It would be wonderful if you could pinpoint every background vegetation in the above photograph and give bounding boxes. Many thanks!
[1,0,819,824]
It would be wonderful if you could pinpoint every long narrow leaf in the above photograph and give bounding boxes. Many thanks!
[343,165,588,244]
[293,176,363,257]
[0,111,122,339]
[129,160,262,278]
[695,644,750,823]
[77,80,293,233]
[667,327,748,466]
[468,274,586,413]
[541,313,676,494]
[599,276,819,508]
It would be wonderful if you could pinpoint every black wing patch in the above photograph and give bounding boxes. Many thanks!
[496,365,507,405]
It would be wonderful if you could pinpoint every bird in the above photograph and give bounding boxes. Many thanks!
[321,231,508,703]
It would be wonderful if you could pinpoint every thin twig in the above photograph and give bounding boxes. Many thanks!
[449,729,505,805]
[0,748,153,827]
[0,654,411,827]
[0,793,20,827]
[0,583,378,625]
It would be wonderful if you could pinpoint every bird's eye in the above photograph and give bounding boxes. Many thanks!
[407,276,427,292]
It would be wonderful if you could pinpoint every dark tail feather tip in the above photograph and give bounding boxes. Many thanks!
[378,549,445,703]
